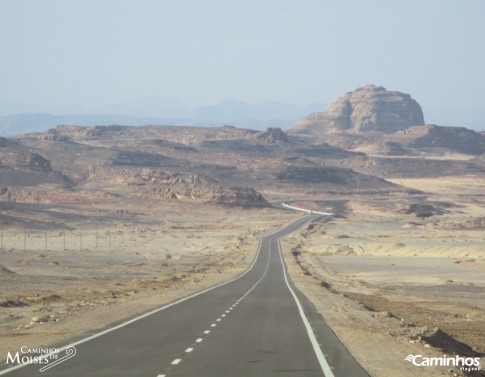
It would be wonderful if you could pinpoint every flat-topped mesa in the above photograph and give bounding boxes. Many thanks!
[292,84,425,134]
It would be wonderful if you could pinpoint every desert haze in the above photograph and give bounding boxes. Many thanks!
[1,85,484,377]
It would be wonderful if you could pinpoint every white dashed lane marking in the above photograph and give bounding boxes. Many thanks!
[155,238,272,376]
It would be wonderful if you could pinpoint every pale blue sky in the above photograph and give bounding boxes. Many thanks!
[1,0,484,118]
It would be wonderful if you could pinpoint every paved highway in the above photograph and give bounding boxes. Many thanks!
[2,216,368,377]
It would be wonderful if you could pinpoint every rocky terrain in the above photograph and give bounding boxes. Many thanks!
[1,123,416,215]
[0,137,72,189]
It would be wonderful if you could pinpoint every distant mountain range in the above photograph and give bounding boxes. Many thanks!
[0,98,324,136]
[1,96,483,137]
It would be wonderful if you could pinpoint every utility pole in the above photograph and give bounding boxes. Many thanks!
[356,178,361,200]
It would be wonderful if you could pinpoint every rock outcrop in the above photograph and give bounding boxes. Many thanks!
[292,85,425,134]
[212,186,269,208]
[129,169,269,208]
[254,128,289,143]
[0,151,51,170]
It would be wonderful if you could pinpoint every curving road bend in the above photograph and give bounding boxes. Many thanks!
[1,215,368,377]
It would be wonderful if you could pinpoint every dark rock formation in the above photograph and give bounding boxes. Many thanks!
[255,128,289,143]
[212,186,269,208]
[129,170,268,208]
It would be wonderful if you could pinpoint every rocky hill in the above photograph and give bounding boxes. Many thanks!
[393,125,485,155]
[3,112,485,213]
[0,137,72,189]
[127,169,268,207]
[292,85,425,134]
[290,85,485,158]
[1,124,418,209]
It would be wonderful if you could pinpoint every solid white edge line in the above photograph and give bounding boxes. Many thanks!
[281,202,333,216]
[277,238,335,377]
[0,238,266,376]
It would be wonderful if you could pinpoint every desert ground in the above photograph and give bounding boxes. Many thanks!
[282,175,485,377]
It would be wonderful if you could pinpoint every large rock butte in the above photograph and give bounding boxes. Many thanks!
[292,85,425,134]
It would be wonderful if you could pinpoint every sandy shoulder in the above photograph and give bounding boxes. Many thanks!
[281,237,471,377]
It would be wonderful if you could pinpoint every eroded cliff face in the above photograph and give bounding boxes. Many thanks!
[292,84,425,134]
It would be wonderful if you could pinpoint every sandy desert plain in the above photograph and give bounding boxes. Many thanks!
[280,174,485,377]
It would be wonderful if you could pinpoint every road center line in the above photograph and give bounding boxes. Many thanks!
[165,238,273,374]
[0,239,269,377]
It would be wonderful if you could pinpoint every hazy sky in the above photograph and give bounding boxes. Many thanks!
[1,0,484,112]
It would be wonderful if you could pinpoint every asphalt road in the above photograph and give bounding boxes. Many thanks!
[1,215,369,377]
